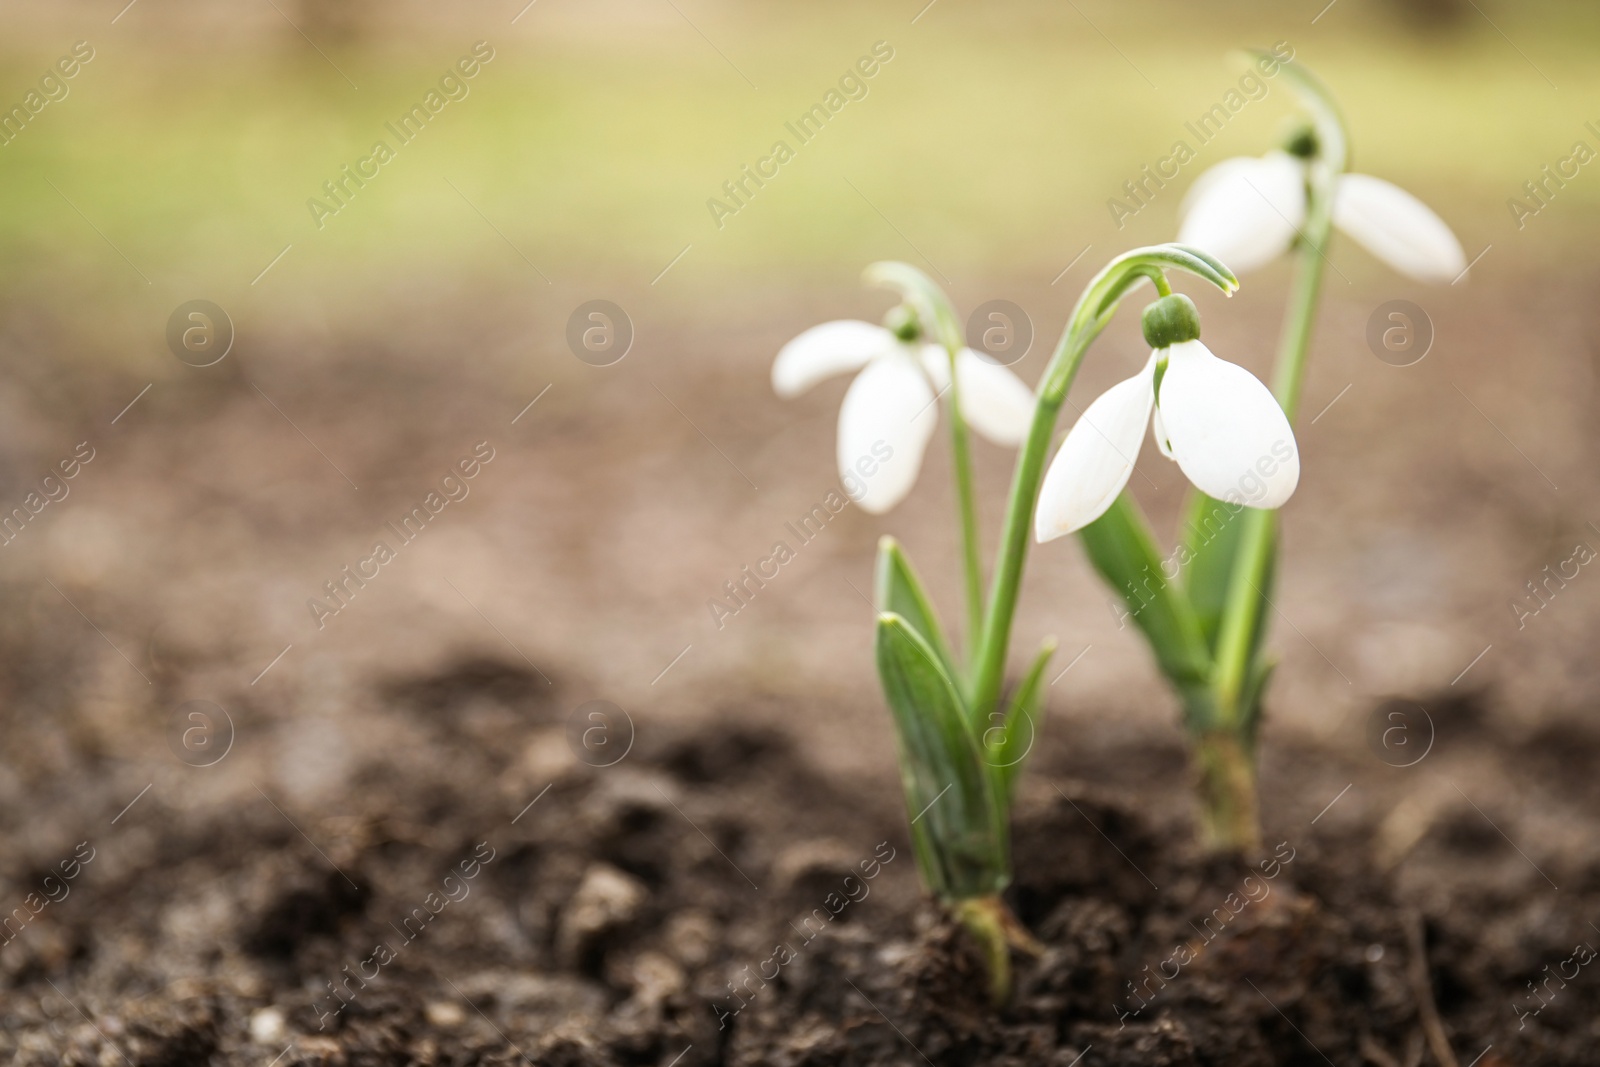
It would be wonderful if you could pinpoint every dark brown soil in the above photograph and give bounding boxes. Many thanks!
[1,654,1594,1066]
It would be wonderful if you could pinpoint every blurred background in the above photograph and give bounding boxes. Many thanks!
[1,0,1592,749]
[0,1,1595,798]
[0,0,1597,1054]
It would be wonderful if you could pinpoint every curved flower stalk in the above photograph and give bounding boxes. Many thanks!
[1056,56,1466,852]
[771,246,1239,1003]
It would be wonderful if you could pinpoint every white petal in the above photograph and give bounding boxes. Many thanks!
[1156,341,1299,508]
[1033,355,1156,542]
[837,348,938,514]
[918,345,952,390]
[1177,153,1306,276]
[919,346,1036,447]
[1151,402,1174,459]
[772,320,893,398]
[1333,173,1466,283]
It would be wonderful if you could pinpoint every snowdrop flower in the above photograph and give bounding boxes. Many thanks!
[1178,145,1466,282]
[1035,294,1298,541]
[773,312,1035,514]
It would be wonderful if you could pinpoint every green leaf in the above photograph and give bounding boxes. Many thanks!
[1239,658,1277,743]
[1179,491,1245,651]
[1078,493,1214,718]
[1247,516,1279,665]
[874,536,961,688]
[1180,494,1278,673]
[875,612,1006,901]
[986,638,1055,801]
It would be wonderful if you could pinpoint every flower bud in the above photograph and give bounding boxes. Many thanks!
[883,304,922,342]
[1141,293,1202,349]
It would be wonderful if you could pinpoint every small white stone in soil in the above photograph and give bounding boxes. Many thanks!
[250,1007,286,1044]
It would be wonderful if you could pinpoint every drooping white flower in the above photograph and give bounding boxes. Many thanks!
[773,320,1035,514]
[1178,150,1466,283]
[1034,297,1299,541]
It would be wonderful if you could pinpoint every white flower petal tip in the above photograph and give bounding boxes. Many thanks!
[920,346,1036,448]
[1033,356,1157,542]
[1156,341,1299,509]
[772,320,891,398]
[1333,173,1466,284]
[1177,152,1307,277]
[837,350,937,515]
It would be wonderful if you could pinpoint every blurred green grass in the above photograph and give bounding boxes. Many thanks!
[0,0,1594,326]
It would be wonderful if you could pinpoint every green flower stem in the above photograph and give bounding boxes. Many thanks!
[942,342,986,662]
[1269,200,1333,417]
[968,248,1236,719]
[957,897,1014,1007]
[860,262,988,669]
[870,249,1234,998]
[966,357,1073,715]
[863,253,1233,713]
[1194,731,1262,851]
[1207,239,1326,719]
[955,894,1043,1006]
[1209,59,1347,727]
